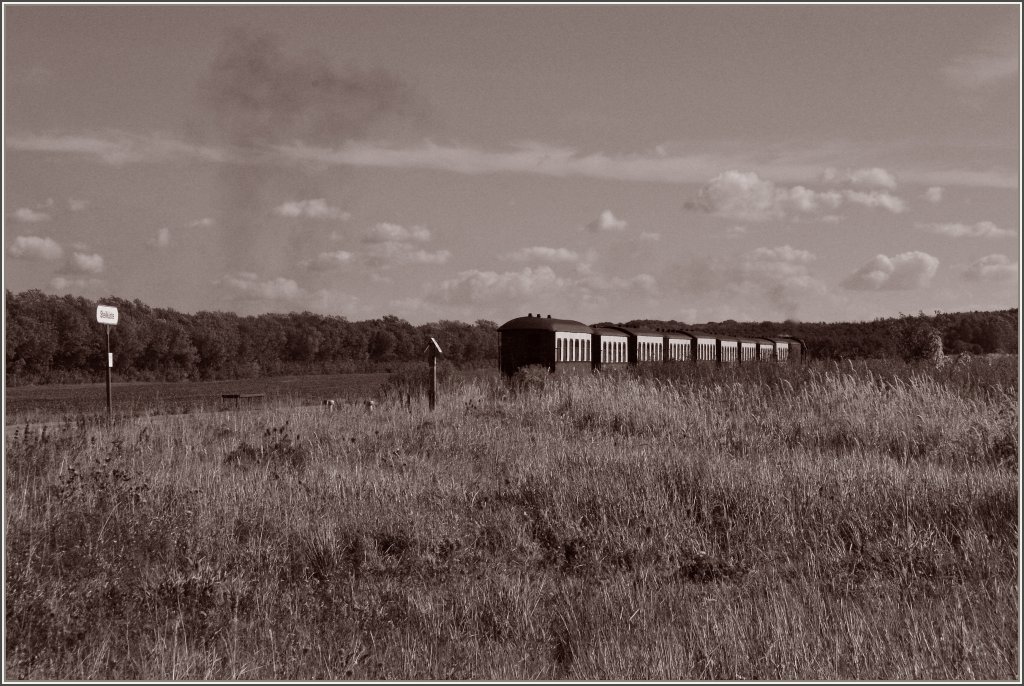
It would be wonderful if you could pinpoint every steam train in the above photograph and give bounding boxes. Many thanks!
[497,313,804,377]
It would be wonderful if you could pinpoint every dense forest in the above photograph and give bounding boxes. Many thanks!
[4,289,1018,385]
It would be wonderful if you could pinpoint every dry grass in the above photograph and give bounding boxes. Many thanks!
[4,357,1019,680]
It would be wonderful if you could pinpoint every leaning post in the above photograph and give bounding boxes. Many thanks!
[424,337,443,411]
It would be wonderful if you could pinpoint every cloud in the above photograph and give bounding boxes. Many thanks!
[916,221,1015,239]
[639,231,661,242]
[188,217,216,228]
[273,198,351,220]
[365,242,451,266]
[10,207,51,223]
[963,254,1018,282]
[433,266,567,305]
[822,166,898,189]
[685,171,843,222]
[304,250,354,271]
[924,187,944,203]
[6,131,230,165]
[68,252,105,274]
[841,189,906,213]
[942,25,1019,90]
[8,235,64,261]
[216,272,305,301]
[363,222,431,243]
[149,227,172,249]
[50,276,100,292]
[671,244,825,319]
[68,198,89,212]
[586,210,628,232]
[841,251,940,290]
[503,246,581,263]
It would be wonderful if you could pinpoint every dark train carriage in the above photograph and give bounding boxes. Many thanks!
[715,334,741,363]
[780,336,805,362]
[686,331,720,363]
[497,314,594,376]
[592,326,630,371]
[664,331,695,362]
[737,336,760,363]
[755,338,777,362]
[607,326,665,365]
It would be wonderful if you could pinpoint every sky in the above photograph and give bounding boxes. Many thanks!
[4,3,1020,326]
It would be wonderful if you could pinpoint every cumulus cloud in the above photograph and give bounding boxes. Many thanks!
[963,254,1018,282]
[304,250,354,271]
[68,252,105,274]
[10,207,51,223]
[916,221,1015,239]
[216,272,305,301]
[841,251,940,291]
[503,246,581,263]
[924,186,944,203]
[822,166,898,189]
[273,198,351,220]
[8,235,64,261]
[586,210,628,232]
[685,171,843,222]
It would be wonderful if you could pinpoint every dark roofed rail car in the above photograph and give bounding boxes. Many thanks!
[592,326,630,372]
[497,314,594,376]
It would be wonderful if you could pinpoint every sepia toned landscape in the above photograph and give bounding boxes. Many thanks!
[4,3,1020,682]
[5,356,1017,680]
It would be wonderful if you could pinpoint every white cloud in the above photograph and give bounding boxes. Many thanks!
[963,254,1018,282]
[841,251,940,291]
[924,186,944,203]
[503,246,581,263]
[685,171,845,222]
[364,222,431,243]
[434,266,566,305]
[916,221,1015,239]
[68,198,88,212]
[274,198,351,221]
[216,272,305,301]
[366,242,451,266]
[188,217,216,228]
[8,235,64,261]
[68,252,105,274]
[304,250,354,271]
[639,231,661,242]
[10,207,51,223]
[822,166,898,189]
[586,210,628,232]
[841,190,906,213]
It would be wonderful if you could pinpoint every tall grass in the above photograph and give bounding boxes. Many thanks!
[4,357,1018,679]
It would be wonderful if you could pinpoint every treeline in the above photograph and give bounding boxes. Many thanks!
[4,290,498,385]
[621,309,1019,361]
[5,289,1018,385]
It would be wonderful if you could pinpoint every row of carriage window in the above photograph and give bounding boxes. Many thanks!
[557,334,788,363]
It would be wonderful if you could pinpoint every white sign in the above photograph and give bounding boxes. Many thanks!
[108,353,114,368]
[96,305,119,326]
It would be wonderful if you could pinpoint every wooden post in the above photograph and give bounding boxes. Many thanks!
[425,337,443,412]
[105,325,112,417]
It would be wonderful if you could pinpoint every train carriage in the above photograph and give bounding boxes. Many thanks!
[592,327,630,371]
[497,313,593,376]
[607,326,665,365]
[663,331,695,362]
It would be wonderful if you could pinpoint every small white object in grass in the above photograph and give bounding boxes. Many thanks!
[323,399,336,410]
[365,400,377,412]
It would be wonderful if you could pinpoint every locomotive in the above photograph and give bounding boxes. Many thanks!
[497,313,803,377]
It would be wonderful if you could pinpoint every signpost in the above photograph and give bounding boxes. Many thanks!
[424,337,443,411]
[96,305,118,416]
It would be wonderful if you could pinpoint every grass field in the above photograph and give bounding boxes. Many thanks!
[4,357,1019,679]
